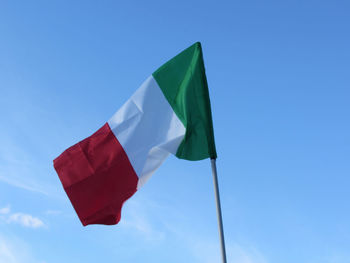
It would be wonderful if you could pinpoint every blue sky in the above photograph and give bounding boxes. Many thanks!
[0,0,349,262]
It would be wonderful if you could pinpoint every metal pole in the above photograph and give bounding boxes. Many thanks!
[211,158,227,263]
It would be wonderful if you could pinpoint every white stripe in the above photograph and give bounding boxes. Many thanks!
[108,75,185,189]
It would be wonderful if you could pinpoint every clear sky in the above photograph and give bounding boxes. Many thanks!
[0,0,349,262]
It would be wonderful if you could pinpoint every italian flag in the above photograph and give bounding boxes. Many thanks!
[54,42,217,226]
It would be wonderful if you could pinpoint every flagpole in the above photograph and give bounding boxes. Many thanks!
[211,158,227,263]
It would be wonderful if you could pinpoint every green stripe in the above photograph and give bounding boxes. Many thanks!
[152,42,217,160]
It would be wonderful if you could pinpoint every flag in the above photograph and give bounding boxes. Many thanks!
[53,42,217,226]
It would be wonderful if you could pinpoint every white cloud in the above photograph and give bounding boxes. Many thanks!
[44,210,62,216]
[7,213,45,229]
[0,206,45,229]
[0,206,10,215]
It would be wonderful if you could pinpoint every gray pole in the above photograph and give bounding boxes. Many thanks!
[211,158,227,263]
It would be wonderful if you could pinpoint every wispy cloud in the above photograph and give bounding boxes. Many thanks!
[0,239,17,263]
[0,206,45,229]
[226,243,267,263]
[187,239,268,263]
[0,175,50,196]
[167,224,268,263]
[120,196,268,263]
[0,234,46,263]
[120,199,165,241]
[324,252,350,263]
[0,132,58,197]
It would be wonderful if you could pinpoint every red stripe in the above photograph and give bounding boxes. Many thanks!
[53,123,138,226]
